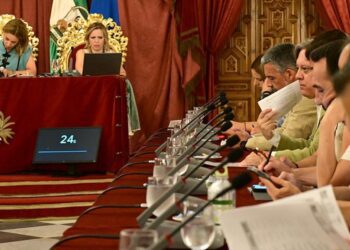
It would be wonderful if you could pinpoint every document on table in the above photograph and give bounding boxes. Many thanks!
[258,80,302,119]
[219,186,350,250]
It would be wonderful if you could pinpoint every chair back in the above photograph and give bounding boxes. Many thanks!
[0,14,39,60]
[57,13,128,71]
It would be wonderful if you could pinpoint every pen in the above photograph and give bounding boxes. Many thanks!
[252,147,268,160]
[263,145,276,167]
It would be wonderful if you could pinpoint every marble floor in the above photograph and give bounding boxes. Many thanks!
[0,218,76,250]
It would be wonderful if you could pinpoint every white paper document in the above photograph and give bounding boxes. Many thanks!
[258,80,302,119]
[219,186,350,250]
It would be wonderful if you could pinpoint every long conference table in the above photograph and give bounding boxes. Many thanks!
[0,75,129,174]
[50,130,263,250]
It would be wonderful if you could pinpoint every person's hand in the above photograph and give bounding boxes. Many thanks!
[0,69,15,77]
[257,109,277,140]
[259,173,301,200]
[228,128,250,141]
[240,152,265,166]
[250,125,261,135]
[258,157,293,177]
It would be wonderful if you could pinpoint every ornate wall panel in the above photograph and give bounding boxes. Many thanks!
[218,0,321,121]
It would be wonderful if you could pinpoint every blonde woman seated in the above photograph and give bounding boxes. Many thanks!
[75,22,126,76]
[0,19,36,77]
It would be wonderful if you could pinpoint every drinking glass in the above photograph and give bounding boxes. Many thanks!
[180,201,215,250]
[119,228,158,250]
[153,157,173,180]
[51,59,60,76]
[146,176,177,217]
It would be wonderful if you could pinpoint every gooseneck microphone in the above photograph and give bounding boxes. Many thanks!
[143,148,244,229]
[137,135,240,226]
[155,94,228,155]
[147,171,252,250]
[163,122,234,181]
[176,117,233,164]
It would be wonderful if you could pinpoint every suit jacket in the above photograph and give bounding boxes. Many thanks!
[273,106,325,162]
[246,96,317,151]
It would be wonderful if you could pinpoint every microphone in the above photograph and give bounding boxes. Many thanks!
[202,91,226,109]
[155,94,228,155]
[147,171,252,250]
[155,104,216,155]
[162,122,235,180]
[137,135,240,227]
[184,119,233,159]
[190,111,234,143]
[184,115,233,156]
[175,118,233,165]
[142,148,244,229]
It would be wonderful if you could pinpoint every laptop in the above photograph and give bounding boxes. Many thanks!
[82,53,122,76]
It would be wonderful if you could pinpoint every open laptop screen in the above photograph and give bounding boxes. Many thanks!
[82,53,121,76]
[33,127,102,164]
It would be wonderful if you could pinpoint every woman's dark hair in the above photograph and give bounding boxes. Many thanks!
[250,54,265,80]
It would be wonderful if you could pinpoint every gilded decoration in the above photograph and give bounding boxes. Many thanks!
[57,13,128,71]
[0,14,39,60]
[0,111,15,144]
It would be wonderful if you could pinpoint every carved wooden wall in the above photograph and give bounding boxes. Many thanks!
[218,0,321,121]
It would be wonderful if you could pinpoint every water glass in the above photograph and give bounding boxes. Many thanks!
[119,228,158,250]
[180,201,215,250]
[146,176,177,217]
[153,157,172,179]
[51,59,60,76]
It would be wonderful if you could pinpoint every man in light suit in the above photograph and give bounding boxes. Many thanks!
[260,39,350,198]
[240,43,317,165]
[245,30,347,164]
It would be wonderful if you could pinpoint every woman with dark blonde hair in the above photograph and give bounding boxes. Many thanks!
[75,22,126,75]
[0,18,36,77]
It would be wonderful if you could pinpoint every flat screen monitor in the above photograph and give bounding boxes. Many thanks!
[82,53,121,76]
[33,127,102,164]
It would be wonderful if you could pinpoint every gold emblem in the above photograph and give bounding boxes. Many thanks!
[0,111,15,144]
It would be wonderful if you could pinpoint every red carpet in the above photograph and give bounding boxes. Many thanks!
[0,173,114,220]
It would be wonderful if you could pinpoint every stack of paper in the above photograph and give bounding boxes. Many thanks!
[258,80,302,119]
[219,186,350,250]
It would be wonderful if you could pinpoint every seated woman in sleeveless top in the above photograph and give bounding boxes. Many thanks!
[0,19,36,77]
[75,22,126,76]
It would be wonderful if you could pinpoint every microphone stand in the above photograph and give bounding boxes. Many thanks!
[137,135,240,227]
[168,121,233,177]
[147,171,252,250]
[142,149,243,229]
[155,95,227,155]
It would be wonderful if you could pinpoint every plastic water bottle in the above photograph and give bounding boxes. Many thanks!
[207,166,235,224]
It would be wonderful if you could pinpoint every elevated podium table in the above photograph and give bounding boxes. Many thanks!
[0,75,129,174]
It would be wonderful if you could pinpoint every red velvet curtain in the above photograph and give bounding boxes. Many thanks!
[197,0,244,104]
[0,0,54,73]
[119,0,186,149]
[315,0,350,33]
[175,0,244,106]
